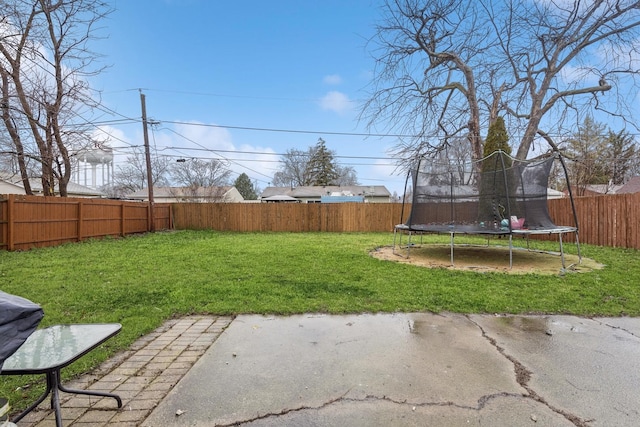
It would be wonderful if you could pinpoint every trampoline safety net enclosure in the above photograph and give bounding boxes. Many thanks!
[394,150,580,268]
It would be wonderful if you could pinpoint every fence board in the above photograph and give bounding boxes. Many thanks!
[627,194,638,249]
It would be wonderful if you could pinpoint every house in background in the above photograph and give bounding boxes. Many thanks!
[30,180,105,198]
[616,176,640,194]
[0,172,104,197]
[580,177,640,196]
[546,188,565,199]
[0,176,26,194]
[126,186,244,203]
[582,183,623,196]
[260,185,392,203]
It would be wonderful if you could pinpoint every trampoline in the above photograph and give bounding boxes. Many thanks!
[393,150,580,269]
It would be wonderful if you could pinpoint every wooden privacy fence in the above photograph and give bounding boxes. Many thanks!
[1,192,639,251]
[546,193,640,250]
[171,202,405,233]
[0,194,172,251]
[172,194,640,250]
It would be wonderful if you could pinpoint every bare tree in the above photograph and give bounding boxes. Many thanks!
[563,116,610,195]
[604,129,637,185]
[271,148,312,187]
[363,0,640,163]
[0,0,111,196]
[170,158,232,200]
[334,164,359,186]
[109,147,171,198]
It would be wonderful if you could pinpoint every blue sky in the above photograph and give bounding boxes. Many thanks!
[91,0,409,195]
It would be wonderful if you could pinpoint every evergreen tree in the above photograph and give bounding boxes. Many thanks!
[479,117,512,224]
[306,138,339,186]
[482,117,511,169]
[233,173,258,200]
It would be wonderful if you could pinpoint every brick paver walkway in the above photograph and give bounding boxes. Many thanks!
[16,315,232,427]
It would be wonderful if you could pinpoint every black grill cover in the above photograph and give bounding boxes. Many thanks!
[0,291,44,371]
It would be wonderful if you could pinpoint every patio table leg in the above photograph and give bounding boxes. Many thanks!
[12,369,121,427]
[11,375,53,424]
[50,371,63,427]
[57,372,122,407]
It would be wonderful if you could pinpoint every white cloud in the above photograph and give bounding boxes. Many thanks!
[319,91,354,114]
[323,74,343,85]
[165,122,280,182]
[92,125,130,148]
[172,121,235,151]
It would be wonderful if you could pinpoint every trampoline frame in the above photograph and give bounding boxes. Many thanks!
[393,224,580,269]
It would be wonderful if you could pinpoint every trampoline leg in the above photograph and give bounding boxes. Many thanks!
[559,233,566,269]
[450,232,454,266]
[393,227,411,258]
[509,234,513,269]
[393,227,399,255]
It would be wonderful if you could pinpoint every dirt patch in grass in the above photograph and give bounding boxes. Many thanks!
[370,244,604,275]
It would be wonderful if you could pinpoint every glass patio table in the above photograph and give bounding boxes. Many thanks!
[1,324,122,427]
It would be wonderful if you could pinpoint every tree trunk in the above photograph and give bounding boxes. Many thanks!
[1,74,33,195]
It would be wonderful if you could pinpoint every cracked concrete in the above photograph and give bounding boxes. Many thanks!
[142,313,640,427]
[471,315,640,426]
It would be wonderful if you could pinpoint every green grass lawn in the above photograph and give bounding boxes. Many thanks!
[1,230,639,409]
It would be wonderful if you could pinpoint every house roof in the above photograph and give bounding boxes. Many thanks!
[617,176,640,194]
[261,185,391,199]
[584,183,623,195]
[0,172,104,196]
[583,178,640,195]
[44,181,105,197]
[0,179,25,194]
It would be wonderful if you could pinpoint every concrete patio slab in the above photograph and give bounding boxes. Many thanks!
[142,313,640,427]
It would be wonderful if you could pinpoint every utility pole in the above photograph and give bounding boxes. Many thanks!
[140,91,155,231]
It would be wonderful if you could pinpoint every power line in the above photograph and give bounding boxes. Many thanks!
[162,128,274,180]
[160,120,415,138]
[155,145,401,161]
